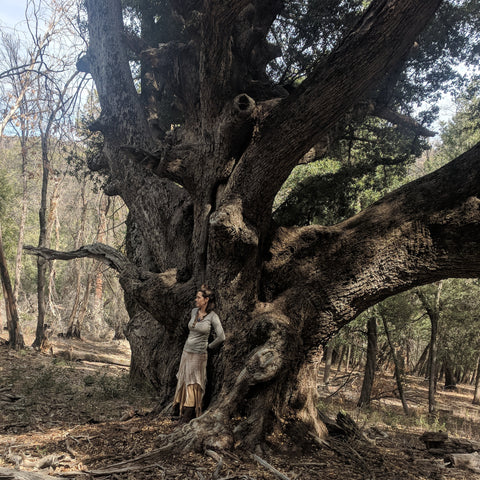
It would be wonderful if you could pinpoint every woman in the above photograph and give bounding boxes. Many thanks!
[173,285,225,422]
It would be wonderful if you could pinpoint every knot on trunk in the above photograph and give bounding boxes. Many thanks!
[232,94,256,117]
[209,197,259,251]
[248,347,282,382]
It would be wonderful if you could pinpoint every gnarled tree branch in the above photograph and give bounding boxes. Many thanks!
[24,243,193,327]
[265,142,480,338]
[222,0,442,227]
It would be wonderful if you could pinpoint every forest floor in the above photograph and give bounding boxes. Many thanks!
[1,337,480,480]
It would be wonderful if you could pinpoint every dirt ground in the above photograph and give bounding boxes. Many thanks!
[2,337,480,479]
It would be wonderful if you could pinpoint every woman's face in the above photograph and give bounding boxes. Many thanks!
[195,291,208,310]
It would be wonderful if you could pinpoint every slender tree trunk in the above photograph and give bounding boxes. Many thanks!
[406,340,411,374]
[0,225,24,349]
[323,344,333,385]
[357,312,377,407]
[471,361,479,386]
[444,358,457,390]
[413,343,429,376]
[66,269,82,338]
[13,135,29,302]
[92,195,109,328]
[417,282,443,414]
[66,183,88,339]
[32,133,50,349]
[47,176,62,323]
[427,320,438,414]
[473,356,480,405]
[336,345,345,373]
[345,344,352,372]
[381,315,409,415]
[76,273,93,335]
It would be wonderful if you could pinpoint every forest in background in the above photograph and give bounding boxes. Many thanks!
[0,132,129,340]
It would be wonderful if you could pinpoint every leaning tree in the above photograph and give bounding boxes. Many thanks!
[28,0,480,451]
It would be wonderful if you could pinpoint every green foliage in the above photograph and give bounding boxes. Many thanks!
[436,279,480,370]
[274,117,424,226]
[435,80,480,163]
[270,0,480,111]
[269,0,365,85]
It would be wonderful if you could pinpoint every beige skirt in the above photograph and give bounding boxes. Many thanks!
[173,351,208,416]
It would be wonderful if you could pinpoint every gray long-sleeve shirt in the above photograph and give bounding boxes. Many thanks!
[183,308,225,354]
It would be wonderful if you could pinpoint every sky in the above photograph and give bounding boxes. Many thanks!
[0,0,455,137]
[0,0,27,29]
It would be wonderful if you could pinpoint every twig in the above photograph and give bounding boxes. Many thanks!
[65,437,78,458]
[63,462,165,477]
[324,371,359,399]
[206,450,224,479]
[252,454,290,480]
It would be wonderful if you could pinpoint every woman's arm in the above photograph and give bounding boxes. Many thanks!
[208,313,225,349]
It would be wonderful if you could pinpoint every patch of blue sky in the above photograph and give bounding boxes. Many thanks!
[0,0,28,29]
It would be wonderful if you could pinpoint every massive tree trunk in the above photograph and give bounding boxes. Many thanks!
[28,0,480,451]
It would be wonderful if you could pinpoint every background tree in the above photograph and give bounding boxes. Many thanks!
[357,310,377,407]
[0,170,24,349]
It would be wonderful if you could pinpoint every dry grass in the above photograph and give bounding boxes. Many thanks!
[2,340,480,479]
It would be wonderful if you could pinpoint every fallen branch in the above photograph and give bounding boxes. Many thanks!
[447,452,480,473]
[205,450,224,479]
[59,463,165,477]
[252,454,290,480]
[0,467,60,479]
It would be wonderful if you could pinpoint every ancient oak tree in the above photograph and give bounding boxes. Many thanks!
[28,0,480,451]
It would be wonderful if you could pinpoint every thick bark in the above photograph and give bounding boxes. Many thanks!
[357,313,377,408]
[31,0,480,452]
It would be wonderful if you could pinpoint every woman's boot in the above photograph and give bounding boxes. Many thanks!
[180,406,196,423]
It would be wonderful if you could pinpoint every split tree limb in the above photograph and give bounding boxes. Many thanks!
[222,0,442,225]
[23,243,193,328]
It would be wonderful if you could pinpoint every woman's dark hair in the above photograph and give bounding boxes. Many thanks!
[199,284,215,313]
